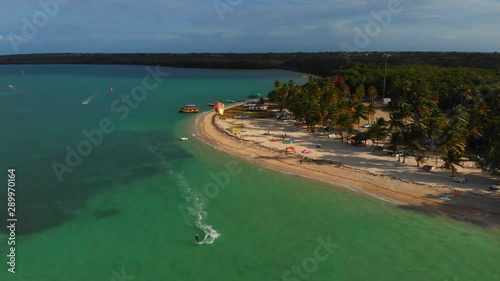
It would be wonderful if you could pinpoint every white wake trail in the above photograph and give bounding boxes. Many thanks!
[148,146,221,244]
[81,92,98,105]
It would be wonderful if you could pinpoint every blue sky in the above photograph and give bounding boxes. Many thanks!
[0,0,499,54]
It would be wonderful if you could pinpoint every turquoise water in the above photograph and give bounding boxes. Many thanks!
[0,65,499,281]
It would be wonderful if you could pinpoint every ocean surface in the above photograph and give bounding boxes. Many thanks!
[0,64,499,281]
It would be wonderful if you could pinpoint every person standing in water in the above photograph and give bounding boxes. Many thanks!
[195,234,200,243]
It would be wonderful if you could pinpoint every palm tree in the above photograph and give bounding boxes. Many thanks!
[401,125,425,164]
[388,111,405,132]
[447,105,469,133]
[436,125,467,165]
[354,84,365,101]
[274,80,282,90]
[367,119,388,150]
[334,112,354,143]
[367,102,376,124]
[457,85,472,106]
[441,149,464,177]
[422,108,446,160]
[368,86,378,103]
[351,102,368,130]
[390,131,404,162]
[401,80,412,102]
[415,154,426,168]
[398,102,413,124]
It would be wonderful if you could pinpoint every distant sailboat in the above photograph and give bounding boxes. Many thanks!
[109,87,114,94]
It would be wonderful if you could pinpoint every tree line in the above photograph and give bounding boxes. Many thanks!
[267,64,500,176]
[1,52,499,77]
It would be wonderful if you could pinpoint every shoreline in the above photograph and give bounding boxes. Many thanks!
[194,109,500,227]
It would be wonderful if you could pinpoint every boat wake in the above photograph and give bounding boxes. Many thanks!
[7,84,18,92]
[148,145,221,245]
[81,92,98,105]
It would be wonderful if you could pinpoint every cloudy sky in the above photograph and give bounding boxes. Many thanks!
[0,0,499,54]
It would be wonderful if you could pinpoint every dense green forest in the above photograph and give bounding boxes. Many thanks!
[1,52,500,78]
[267,64,500,175]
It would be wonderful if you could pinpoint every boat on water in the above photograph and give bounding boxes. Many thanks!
[179,105,200,113]
[208,103,215,106]
[226,99,236,103]
[248,93,261,99]
[180,137,188,141]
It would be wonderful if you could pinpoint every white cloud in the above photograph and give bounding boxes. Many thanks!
[0,35,4,41]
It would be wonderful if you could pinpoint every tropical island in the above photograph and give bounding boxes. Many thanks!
[3,52,500,223]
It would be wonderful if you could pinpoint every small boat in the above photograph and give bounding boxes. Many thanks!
[179,105,200,113]
[180,137,188,141]
[248,93,261,99]
[208,103,215,106]
[226,99,236,103]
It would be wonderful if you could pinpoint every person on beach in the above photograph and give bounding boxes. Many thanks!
[195,234,200,242]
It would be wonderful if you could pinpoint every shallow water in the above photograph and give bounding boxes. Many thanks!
[0,65,499,281]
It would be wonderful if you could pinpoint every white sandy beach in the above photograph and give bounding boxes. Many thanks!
[196,107,500,226]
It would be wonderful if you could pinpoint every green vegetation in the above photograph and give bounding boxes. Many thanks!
[1,52,500,77]
[267,64,500,175]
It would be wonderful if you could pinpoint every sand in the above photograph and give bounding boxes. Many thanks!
[195,108,500,227]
